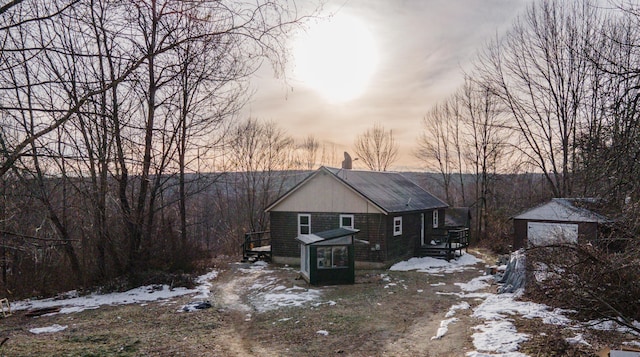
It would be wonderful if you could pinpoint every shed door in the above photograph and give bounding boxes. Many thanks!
[301,245,310,276]
[527,222,578,246]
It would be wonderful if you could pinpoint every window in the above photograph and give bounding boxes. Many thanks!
[339,214,354,229]
[433,210,439,228]
[317,246,348,269]
[298,214,311,235]
[393,216,402,236]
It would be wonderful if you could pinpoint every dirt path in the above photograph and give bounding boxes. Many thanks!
[206,259,490,356]
[205,262,271,356]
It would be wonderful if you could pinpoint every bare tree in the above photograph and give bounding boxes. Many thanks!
[475,0,601,198]
[353,123,398,171]
[226,118,295,233]
[574,4,640,205]
[458,78,509,240]
[0,0,313,294]
[299,135,320,170]
[319,142,339,168]
[417,77,509,240]
[416,99,461,204]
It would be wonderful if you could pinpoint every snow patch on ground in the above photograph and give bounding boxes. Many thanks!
[12,284,203,315]
[13,260,327,321]
[29,324,68,334]
[240,263,324,313]
[446,301,471,318]
[432,318,458,340]
[390,253,483,274]
[566,333,591,346]
[467,320,530,356]
[253,286,323,313]
[623,340,640,348]
[396,253,574,355]
[193,270,218,299]
[467,290,571,355]
[587,319,640,335]
[455,275,492,292]
[472,291,571,326]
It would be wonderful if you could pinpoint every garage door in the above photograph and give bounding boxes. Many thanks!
[527,222,578,246]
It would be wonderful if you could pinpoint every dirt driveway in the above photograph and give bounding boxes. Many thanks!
[202,251,493,356]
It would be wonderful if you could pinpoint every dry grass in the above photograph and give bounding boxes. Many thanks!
[0,250,634,356]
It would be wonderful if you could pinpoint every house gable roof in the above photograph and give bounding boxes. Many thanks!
[512,198,609,223]
[266,166,447,214]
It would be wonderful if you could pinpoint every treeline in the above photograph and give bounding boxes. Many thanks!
[417,0,640,242]
[415,0,640,331]
[0,0,334,297]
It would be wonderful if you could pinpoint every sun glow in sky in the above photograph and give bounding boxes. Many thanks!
[248,0,528,169]
[292,13,379,103]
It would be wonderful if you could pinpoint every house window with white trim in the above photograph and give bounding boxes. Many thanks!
[340,214,354,229]
[298,214,311,235]
[433,210,439,228]
[393,216,402,236]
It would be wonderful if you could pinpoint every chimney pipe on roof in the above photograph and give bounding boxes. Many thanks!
[342,152,353,170]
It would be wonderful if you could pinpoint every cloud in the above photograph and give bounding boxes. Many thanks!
[244,0,528,169]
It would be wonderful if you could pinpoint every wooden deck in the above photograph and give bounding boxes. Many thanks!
[241,231,271,262]
[418,228,470,261]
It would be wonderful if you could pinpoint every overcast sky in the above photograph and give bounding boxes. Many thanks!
[243,0,529,170]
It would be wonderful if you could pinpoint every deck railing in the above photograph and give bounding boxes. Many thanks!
[419,227,470,260]
[241,231,271,261]
[448,228,470,247]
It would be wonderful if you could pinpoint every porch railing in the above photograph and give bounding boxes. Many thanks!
[241,231,271,262]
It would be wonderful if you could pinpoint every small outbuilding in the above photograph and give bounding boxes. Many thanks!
[295,227,359,285]
[512,198,609,249]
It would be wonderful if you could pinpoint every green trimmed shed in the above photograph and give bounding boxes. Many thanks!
[295,228,360,285]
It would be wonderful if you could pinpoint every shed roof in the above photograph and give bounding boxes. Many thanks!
[296,228,360,246]
[512,198,609,223]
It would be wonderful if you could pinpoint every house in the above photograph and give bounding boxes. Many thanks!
[265,166,453,268]
[512,198,610,249]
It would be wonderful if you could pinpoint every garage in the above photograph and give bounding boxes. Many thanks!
[512,198,609,249]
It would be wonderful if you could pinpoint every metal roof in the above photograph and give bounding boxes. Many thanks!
[296,228,360,246]
[324,167,448,213]
[513,198,609,223]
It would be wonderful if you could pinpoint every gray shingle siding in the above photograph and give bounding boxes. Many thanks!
[385,212,421,262]
[270,209,438,265]
[269,211,299,258]
[270,211,389,262]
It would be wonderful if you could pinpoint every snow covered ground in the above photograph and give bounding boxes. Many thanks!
[392,253,561,355]
[389,253,482,274]
[392,252,640,356]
